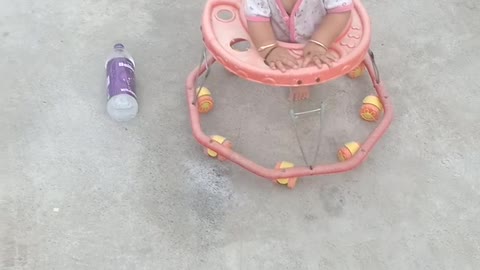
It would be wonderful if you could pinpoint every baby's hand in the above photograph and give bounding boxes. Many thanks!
[262,47,299,73]
[302,42,337,68]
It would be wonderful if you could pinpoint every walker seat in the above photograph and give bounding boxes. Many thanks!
[186,0,393,188]
[201,0,370,86]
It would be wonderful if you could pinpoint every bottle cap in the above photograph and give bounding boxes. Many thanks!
[114,43,125,49]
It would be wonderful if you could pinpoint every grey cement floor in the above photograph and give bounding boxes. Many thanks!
[1,0,480,269]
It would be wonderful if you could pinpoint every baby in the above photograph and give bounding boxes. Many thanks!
[245,0,352,100]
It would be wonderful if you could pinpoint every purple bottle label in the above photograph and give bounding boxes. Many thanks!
[106,57,136,100]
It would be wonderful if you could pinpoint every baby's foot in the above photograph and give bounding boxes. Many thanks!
[289,86,311,101]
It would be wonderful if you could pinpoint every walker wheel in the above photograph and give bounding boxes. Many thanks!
[360,95,383,122]
[348,63,365,79]
[275,161,298,189]
[196,87,214,113]
[337,142,361,161]
[204,135,232,161]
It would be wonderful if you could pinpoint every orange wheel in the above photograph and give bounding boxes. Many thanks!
[360,104,381,121]
[348,63,365,79]
[275,161,298,189]
[197,96,214,113]
[204,135,232,161]
[360,95,383,122]
[196,87,214,113]
[337,142,360,161]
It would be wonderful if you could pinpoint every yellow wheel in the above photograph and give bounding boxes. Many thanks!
[204,135,232,161]
[337,142,360,161]
[275,161,298,189]
[196,87,214,113]
[348,64,365,79]
[360,95,383,122]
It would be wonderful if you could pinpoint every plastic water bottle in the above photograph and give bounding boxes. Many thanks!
[105,43,138,122]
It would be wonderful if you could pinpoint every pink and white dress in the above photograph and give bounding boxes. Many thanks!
[244,0,353,43]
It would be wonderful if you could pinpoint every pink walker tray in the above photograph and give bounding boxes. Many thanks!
[185,0,393,188]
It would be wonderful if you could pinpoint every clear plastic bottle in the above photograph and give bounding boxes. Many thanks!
[105,43,138,122]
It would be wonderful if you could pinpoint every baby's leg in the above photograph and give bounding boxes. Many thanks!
[289,86,311,101]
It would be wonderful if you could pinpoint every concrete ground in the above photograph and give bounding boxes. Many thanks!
[1,0,479,269]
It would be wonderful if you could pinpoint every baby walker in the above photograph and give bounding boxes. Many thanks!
[185,0,393,188]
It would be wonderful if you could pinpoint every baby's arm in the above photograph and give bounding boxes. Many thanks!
[244,0,276,58]
[247,20,299,71]
[310,12,351,48]
[246,21,277,59]
[245,0,298,71]
[301,0,352,67]
[311,0,353,47]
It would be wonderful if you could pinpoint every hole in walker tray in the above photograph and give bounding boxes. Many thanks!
[230,38,251,52]
[216,9,235,22]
